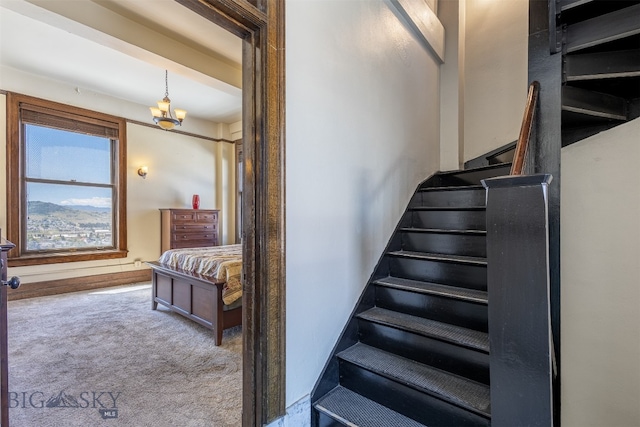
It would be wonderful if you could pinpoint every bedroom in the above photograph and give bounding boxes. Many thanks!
[0,0,244,290]
[0,0,250,424]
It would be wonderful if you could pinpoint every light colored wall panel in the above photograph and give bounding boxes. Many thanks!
[561,118,640,426]
[463,0,528,162]
[286,0,440,406]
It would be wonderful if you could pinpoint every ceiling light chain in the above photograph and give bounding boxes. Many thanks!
[149,70,187,130]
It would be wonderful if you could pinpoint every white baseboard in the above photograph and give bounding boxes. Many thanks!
[265,394,310,427]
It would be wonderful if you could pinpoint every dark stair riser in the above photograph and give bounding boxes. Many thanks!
[401,230,486,258]
[357,320,490,384]
[564,3,640,53]
[339,360,490,427]
[375,285,488,332]
[409,208,487,231]
[388,256,487,291]
[316,413,347,427]
[428,163,512,187]
[410,188,486,208]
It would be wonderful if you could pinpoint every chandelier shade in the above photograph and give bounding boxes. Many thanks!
[150,70,186,130]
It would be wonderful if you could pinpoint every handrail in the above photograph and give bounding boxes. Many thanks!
[510,81,541,175]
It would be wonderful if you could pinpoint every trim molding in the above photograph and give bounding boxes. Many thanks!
[7,269,152,301]
[0,91,237,144]
[175,1,286,425]
[265,395,311,427]
[389,0,445,63]
[126,118,237,144]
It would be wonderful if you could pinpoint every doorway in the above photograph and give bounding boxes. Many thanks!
[1,0,285,425]
[177,2,287,424]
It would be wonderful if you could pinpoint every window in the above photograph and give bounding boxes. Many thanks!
[6,93,127,266]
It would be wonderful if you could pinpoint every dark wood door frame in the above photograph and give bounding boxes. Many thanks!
[175,1,285,426]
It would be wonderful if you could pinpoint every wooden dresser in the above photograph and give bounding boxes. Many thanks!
[160,209,220,253]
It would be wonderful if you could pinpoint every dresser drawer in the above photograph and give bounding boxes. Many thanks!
[171,223,217,232]
[171,211,197,222]
[171,239,218,249]
[196,211,217,223]
[171,232,217,243]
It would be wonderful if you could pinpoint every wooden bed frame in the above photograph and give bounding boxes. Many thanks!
[147,261,242,345]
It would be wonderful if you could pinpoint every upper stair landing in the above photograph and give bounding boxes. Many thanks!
[558,0,640,145]
[424,162,512,187]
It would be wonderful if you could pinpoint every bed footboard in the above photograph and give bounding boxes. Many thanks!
[147,261,242,345]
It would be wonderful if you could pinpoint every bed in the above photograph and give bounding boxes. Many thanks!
[147,244,243,345]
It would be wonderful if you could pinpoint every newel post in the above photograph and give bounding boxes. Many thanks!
[482,174,554,426]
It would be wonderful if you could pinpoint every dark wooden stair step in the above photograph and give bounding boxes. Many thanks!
[315,386,428,427]
[411,185,486,209]
[565,49,640,81]
[558,0,596,13]
[387,250,487,266]
[399,227,486,236]
[562,85,628,121]
[358,307,489,353]
[418,184,485,192]
[398,228,486,257]
[565,3,640,53]
[338,343,491,419]
[430,162,512,186]
[408,206,485,211]
[386,251,487,291]
[373,276,488,305]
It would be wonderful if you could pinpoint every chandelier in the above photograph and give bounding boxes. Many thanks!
[149,70,186,130]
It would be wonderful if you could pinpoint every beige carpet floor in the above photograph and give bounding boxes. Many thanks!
[6,283,242,427]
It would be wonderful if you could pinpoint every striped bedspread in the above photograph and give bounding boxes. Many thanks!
[158,244,243,305]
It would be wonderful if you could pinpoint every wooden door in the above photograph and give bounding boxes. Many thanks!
[1,230,18,427]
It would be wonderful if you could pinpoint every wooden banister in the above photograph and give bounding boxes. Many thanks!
[510,81,541,175]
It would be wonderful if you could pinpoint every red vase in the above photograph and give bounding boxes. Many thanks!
[192,194,200,209]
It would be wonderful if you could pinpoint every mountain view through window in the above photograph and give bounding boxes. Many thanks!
[24,125,115,252]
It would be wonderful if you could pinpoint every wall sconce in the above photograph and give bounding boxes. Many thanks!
[137,166,148,179]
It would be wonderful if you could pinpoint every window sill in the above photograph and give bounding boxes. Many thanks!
[8,249,128,267]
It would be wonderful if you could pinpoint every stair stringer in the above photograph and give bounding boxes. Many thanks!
[309,172,437,412]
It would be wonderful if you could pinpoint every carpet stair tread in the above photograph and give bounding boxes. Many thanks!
[338,343,491,418]
[315,385,428,427]
[357,307,489,352]
[373,276,488,304]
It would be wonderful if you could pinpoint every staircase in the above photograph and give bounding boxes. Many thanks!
[558,0,640,146]
[311,163,512,427]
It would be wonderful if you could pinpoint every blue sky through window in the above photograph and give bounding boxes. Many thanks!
[25,125,113,208]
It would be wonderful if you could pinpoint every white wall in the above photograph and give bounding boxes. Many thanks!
[463,0,528,162]
[286,0,441,406]
[0,69,237,283]
[561,118,640,426]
